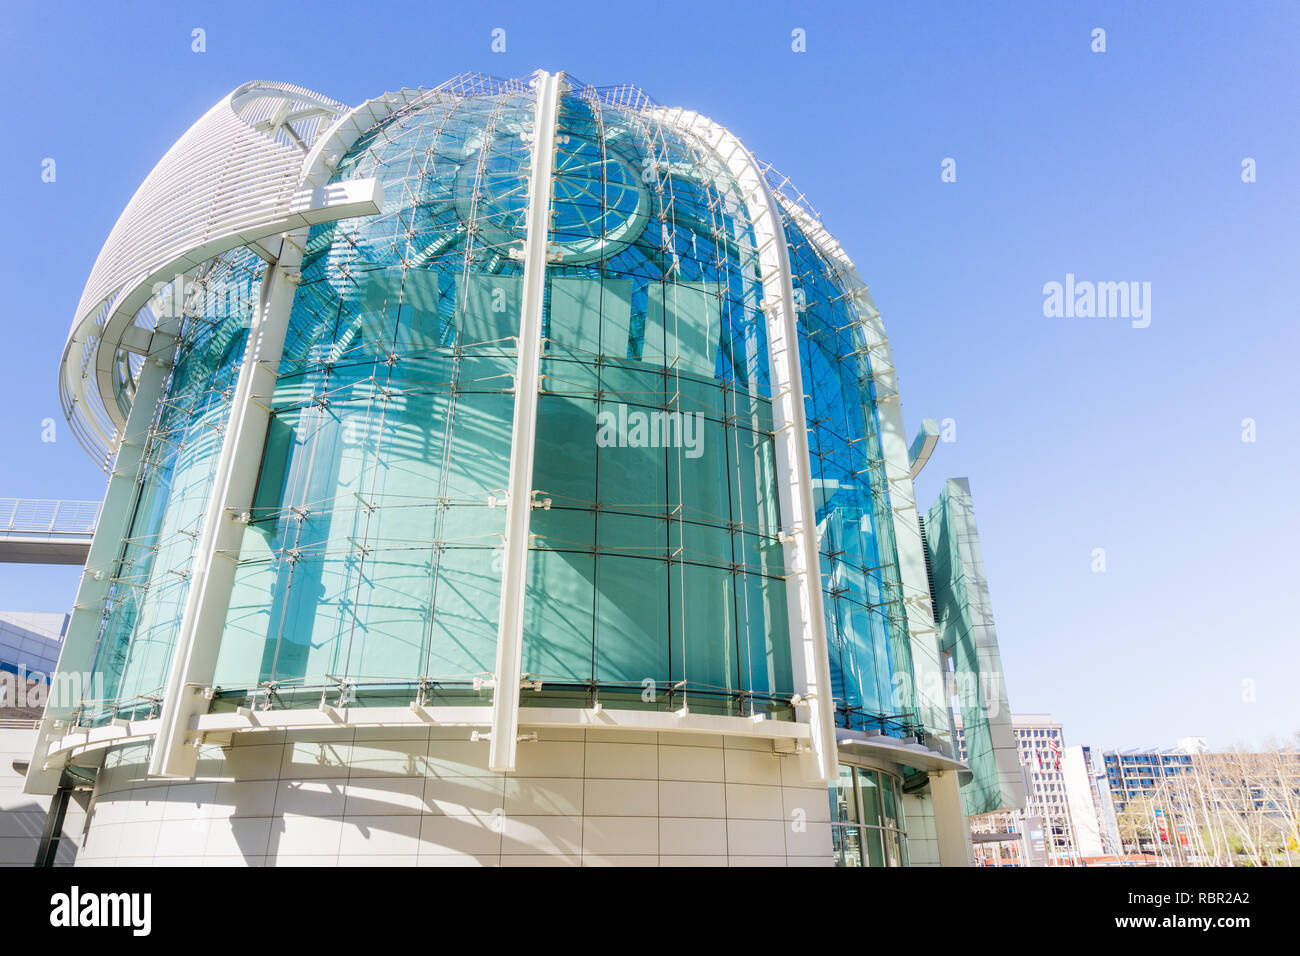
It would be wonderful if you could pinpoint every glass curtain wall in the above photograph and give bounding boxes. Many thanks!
[924,479,1020,814]
[779,217,917,739]
[209,81,798,717]
[213,86,534,708]
[520,88,792,717]
[73,249,265,723]
[63,77,923,735]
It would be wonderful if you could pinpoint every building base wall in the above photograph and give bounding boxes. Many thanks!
[901,790,940,866]
[1,726,84,866]
[72,726,836,866]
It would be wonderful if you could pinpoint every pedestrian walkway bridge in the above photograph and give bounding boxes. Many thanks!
[0,498,98,565]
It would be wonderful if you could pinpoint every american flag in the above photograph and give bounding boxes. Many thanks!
[1049,737,1061,770]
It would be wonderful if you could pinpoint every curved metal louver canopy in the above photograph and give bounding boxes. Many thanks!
[60,81,363,469]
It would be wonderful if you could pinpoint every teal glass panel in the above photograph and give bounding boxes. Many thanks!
[458,274,521,345]
[669,560,739,703]
[214,536,278,688]
[596,364,670,414]
[426,546,499,678]
[533,394,597,512]
[595,513,668,560]
[644,281,719,374]
[881,773,900,829]
[668,414,729,531]
[393,269,446,353]
[734,570,790,702]
[594,555,669,689]
[727,419,779,537]
[346,535,435,681]
[443,386,513,500]
[523,549,594,683]
[547,276,633,358]
[594,418,665,518]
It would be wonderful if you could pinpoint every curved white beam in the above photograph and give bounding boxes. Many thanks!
[773,190,952,752]
[908,417,940,479]
[24,345,173,795]
[38,706,815,775]
[656,107,838,785]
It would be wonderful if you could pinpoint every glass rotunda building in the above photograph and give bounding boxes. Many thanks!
[27,72,1022,866]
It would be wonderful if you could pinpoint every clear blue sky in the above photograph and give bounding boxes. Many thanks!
[1,1,1296,752]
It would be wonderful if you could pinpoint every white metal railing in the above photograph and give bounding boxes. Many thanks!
[0,717,41,730]
[0,498,101,537]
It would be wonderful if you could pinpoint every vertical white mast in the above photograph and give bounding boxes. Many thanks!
[488,70,564,772]
[24,343,173,795]
[148,249,304,778]
[655,107,838,784]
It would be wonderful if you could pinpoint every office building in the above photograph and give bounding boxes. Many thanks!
[959,714,1120,864]
[1103,742,1300,865]
[958,714,1073,861]
[0,612,68,718]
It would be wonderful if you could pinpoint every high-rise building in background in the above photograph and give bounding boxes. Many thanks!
[18,72,1020,867]
[958,714,1078,863]
[958,717,1300,867]
[957,714,1132,865]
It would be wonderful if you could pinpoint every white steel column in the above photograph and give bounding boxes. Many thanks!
[148,247,304,778]
[930,769,975,866]
[658,109,837,784]
[488,70,563,772]
[24,341,173,794]
[145,94,399,779]
[776,197,951,749]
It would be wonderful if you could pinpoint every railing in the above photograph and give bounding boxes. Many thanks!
[0,717,41,730]
[0,498,101,538]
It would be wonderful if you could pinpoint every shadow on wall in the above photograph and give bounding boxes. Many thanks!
[1,732,88,867]
[77,730,834,865]
[84,735,529,864]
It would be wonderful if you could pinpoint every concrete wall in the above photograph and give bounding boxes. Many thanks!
[902,790,939,866]
[75,727,836,866]
[0,726,84,866]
